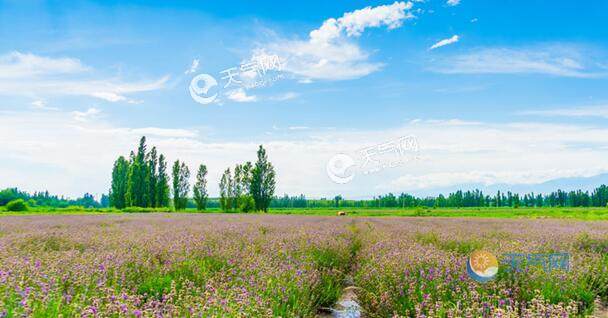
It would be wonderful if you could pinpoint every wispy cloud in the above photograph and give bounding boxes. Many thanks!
[268,92,299,101]
[225,88,257,102]
[431,44,607,78]
[71,107,101,122]
[185,59,200,75]
[446,0,461,6]
[254,1,415,80]
[0,51,169,103]
[0,51,87,78]
[429,35,459,50]
[30,100,59,111]
[521,104,608,118]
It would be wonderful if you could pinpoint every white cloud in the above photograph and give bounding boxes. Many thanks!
[255,2,415,80]
[30,100,59,111]
[268,92,299,101]
[288,126,310,130]
[429,35,459,50]
[388,168,604,190]
[431,44,607,78]
[0,51,169,103]
[185,59,200,74]
[521,104,608,118]
[470,18,478,23]
[446,0,461,6]
[225,88,257,102]
[71,107,101,122]
[3,109,608,199]
[0,51,87,79]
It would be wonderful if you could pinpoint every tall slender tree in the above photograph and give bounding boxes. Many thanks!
[219,168,233,211]
[172,160,190,210]
[126,137,148,207]
[250,145,276,212]
[156,154,170,208]
[233,162,254,212]
[147,146,158,207]
[109,156,129,209]
[193,164,208,211]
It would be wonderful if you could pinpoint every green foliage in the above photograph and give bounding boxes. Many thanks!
[110,156,130,209]
[6,199,28,211]
[238,195,256,212]
[126,137,149,207]
[219,168,233,211]
[250,145,276,212]
[172,160,190,210]
[1,188,100,209]
[147,146,158,208]
[156,154,170,208]
[193,164,208,210]
[111,137,173,210]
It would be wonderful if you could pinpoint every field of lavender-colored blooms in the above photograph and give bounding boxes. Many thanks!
[0,214,607,317]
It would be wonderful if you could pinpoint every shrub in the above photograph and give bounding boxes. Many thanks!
[6,199,28,211]
[238,196,256,213]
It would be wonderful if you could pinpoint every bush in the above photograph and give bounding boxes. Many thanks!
[238,196,256,213]
[6,199,28,211]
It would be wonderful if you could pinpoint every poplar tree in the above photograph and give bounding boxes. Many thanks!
[250,145,276,212]
[109,156,129,209]
[193,164,208,211]
[156,154,170,208]
[126,137,148,207]
[147,147,158,207]
[219,168,233,211]
[172,160,190,210]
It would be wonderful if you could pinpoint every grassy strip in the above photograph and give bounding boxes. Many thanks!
[2,206,608,220]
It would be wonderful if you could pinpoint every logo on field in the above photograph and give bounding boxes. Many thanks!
[467,250,498,283]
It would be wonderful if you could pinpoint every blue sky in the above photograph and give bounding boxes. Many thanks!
[1,0,608,199]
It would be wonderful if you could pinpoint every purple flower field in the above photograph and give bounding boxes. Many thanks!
[0,214,607,317]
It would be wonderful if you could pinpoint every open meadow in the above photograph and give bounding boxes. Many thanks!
[0,214,607,317]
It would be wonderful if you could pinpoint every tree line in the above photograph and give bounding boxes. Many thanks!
[271,186,608,208]
[0,188,104,208]
[109,136,275,212]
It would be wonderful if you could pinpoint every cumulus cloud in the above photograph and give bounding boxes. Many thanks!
[0,51,169,103]
[429,35,459,50]
[446,0,461,6]
[431,44,607,78]
[255,2,415,80]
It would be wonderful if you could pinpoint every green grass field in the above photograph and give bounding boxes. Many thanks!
[2,206,608,220]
